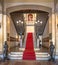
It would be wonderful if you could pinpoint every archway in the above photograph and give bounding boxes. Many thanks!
[6,5,52,60]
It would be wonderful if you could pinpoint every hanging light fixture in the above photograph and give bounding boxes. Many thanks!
[21,21,23,24]
[35,22,37,24]
[19,20,21,22]
[38,20,40,22]
[16,21,19,24]
[40,21,42,24]
[37,20,43,24]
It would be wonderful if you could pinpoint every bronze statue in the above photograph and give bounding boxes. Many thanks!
[49,41,55,61]
[3,41,8,61]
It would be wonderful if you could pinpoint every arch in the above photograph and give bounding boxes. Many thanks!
[6,5,52,14]
[6,4,52,49]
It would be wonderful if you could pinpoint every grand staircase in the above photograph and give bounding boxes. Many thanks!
[23,33,36,60]
[8,33,50,60]
[8,51,50,60]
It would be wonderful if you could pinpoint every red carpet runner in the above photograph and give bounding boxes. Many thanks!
[23,33,36,60]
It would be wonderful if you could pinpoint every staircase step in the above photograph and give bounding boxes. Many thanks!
[36,57,49,60]
[35,52,50,57]
[19,48,25,51]
[8,51,50,60]
[35,52,49,55]
[10,52,23,55]
[9,57,22,60]
[9,54,23,57]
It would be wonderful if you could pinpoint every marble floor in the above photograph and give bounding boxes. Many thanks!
[0,46,57,65]
[0,60,58,65]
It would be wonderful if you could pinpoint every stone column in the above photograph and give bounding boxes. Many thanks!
[0,1,3,52]
[2,0,7,42]
[0,0,7,53]
[55,0,58,55]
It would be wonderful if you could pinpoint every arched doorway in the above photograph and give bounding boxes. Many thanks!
[6,5,52,60]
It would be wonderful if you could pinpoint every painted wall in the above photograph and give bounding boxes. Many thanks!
[7,16,19,51]
[43,21,49,38]
[42,20,49,48]
[10,19,17,37]
[26,26,34,33]
[10,18,18,47]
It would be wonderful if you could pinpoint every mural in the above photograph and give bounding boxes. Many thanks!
[24,13,36,25]
[28,14,33,21]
